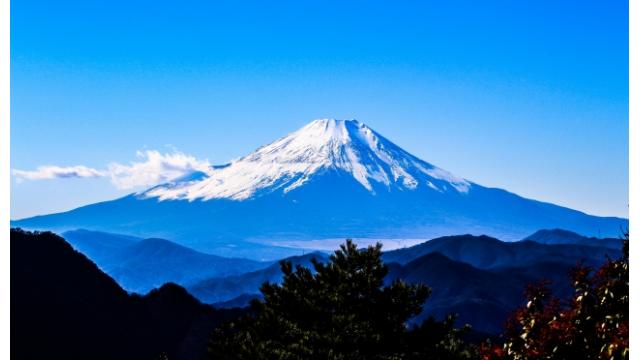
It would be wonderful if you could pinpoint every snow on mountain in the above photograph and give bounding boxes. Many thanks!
[12,118,628,259]
[143,119,471,201]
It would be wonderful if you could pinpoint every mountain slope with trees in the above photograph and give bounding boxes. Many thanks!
[11,228,246,360]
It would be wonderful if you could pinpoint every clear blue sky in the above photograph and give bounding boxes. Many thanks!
[11,0,628,219]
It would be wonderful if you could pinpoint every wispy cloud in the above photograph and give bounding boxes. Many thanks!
[107,150,211,189]
[12,150,211,190]
[12,165,104,181]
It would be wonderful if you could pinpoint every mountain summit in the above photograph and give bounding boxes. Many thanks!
[13,119,627,259]
[144,119,470,201]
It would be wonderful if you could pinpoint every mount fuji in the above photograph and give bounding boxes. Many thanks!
[12,119,627,259]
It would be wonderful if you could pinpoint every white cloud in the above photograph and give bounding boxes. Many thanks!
[12,150,211,190]
[12,165,104,181]
[107,150,211,189]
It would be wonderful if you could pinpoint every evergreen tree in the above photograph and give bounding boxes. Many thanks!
[209,240,474,360]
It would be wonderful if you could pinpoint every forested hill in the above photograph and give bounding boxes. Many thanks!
[10,228,246,360]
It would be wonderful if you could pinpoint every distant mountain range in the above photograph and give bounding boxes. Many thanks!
[13,227,623,336]
[179,231,619,334]
[383,235,621,333]
[187,252,328,305]
[12,119,627,259]
[62,229,270,294]
[524,228,623,249]
[382,233,621,267]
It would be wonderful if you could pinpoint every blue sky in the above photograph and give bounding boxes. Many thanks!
[11,0,628,219]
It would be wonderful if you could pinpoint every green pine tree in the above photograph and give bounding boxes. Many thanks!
[209,239,474,360]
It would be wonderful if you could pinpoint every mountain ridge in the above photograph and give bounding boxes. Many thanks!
[12,119,628,258]
[62,229,271,293]
[525,228,623,249]
[382,233,621,268]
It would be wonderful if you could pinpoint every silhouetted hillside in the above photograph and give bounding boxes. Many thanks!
[386,252,577,334]
[11,228,246,360]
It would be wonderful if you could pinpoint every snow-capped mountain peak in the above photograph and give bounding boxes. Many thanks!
[143,119,471,201]
[13,118,628,255]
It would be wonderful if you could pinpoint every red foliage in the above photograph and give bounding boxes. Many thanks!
[480,235,629,360]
